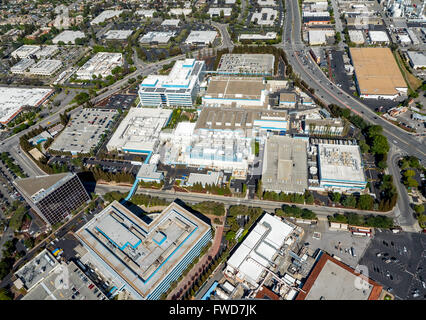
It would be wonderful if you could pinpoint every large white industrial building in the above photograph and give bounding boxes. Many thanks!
[262,136,308,194]
[52,30,85,44]
[29,59,63,76]
[317,143,367,192]
[139,59,205,107]
[224,213,296,288]
[106,107,172,156]
[202,77,269,108]
[75,52,123,80]
[160,108,288,177]
[0,87,54,125]
[90,10,123,25]
[185,31,218,45]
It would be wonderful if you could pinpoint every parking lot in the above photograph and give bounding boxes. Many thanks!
[359,230,426,300]
[301,219,372,269]
[396,110,426,134]
[97,93,137,110]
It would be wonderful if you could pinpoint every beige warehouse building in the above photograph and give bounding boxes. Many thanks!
[349,47,407,99]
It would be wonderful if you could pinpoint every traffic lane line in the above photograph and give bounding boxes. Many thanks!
[291,50,426,158]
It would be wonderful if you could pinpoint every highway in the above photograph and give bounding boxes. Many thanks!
[281,0,425,165]
[281,0,422,232]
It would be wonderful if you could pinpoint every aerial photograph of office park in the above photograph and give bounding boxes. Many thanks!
[0,0,425,307]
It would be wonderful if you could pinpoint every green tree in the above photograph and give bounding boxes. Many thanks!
[0,288,12,300]
[332,192,341,203]
[370,135,389,155]
[357,194,374,210]
[342,195,357,208]
[414,204,424,215]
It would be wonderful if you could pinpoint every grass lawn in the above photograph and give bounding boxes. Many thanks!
[393,50,422,92]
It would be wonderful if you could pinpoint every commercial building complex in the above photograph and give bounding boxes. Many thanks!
[202,77,269,108]
[224,213,296,288]
[239,32,277,41]
[11,45,40,59]
[161,108,288,176]
[16,250,107,300]
[296,253,383,300]
[136,164,164,183]
[14,249,59,291]
[279,93,297,107]
[0,87,53,125]
[317,143,367,192]
[186,171,223,187]
[104,30,133,40]
[303,11,330,25]
[216,54,275,76]
[29,59,63,76]
[208,8,232,17]
[348,30,365,44]
[139,59,205,107]
[10,58,35,74]
[161,19,180,27]
[106,107,172,155]
[91,10,123,25]
[262,136,308,194]
[140,31,176,45]
[76,52,123,80]
[368,30,390,44]
[303,118,345,136]
[308,29,335,45]
[49,108,117,154]
[251,8,278,26]
[14,173,90,226]
[75,200,212,300]
[406,51,426,69]
[349,48,407,99]
[52,30,85,44]
[185,31,217,45]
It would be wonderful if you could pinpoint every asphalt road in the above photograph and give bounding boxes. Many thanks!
[281,0,422,232]
[281,0,426,165]
[94,183,394,217]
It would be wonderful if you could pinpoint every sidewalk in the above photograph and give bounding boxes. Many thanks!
[167,224,224,300]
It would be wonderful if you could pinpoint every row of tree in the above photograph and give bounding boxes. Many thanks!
[328,212,394,229]
[275,205,317,220]
[187,182,232,196]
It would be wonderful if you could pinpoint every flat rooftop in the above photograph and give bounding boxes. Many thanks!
[195,107,287,131]
[185,31,217,44]
[104,30,133,40]
[262,136,308,193]
[91,10,123,25]
[75,201,211,299]
[106,107,172,154]
[0,87,53,124]
[52,30,85,44]
[297,253,382,300]
[318,143,366,185]
[15,249,59,291]
[216,54,275,76]
[76,52,123,80]
[139,59,204,95]
[49,108,117,154]
[350,47,407,96]
[205,77,267,100]
[22,261,107,300]
[140,31,176,44]
[226,213,295,287]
